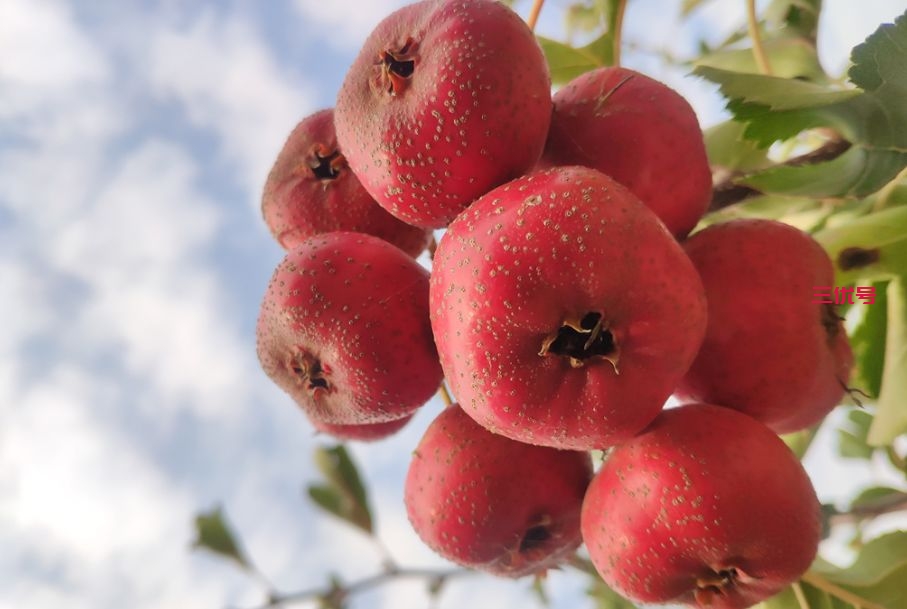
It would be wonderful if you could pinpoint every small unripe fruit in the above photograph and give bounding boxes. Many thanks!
[405,404,592,577]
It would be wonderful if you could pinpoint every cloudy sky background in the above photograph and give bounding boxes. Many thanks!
[1,1,904,608]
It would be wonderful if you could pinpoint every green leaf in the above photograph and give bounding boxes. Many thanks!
[191,506,251,570]
[849,12,907,132]
[808,531,907,608]
[849,486,907,511]
[307,445,373,535]
[538,33,613,86]
[696,37,826,80]
[849,281,889,399]
[814,204,907,286]
[740,146,907,199]
[681,0,712,17]
[704,120,771,172]
[698,194,828,232]
[838,408,874,459]
[868,276,907,446]
[695,12,907,198]
[693,66,860,112]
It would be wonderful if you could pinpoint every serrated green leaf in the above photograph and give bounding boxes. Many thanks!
[695,13,907,198]
[308,445,373,534]
[849,12,907,132]
[693,66,859,111]
[696,37,825,80]
[191,506,251,570]
[850,282,889,398]
[538,33,613,86]
[868,276,907,446]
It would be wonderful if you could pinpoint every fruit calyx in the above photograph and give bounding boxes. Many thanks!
[820,302,844,342]
[693,567,741,605]
[539,312,619,371]
[289,351,332,397]
[309,144,346,181]
[373,38,418,97]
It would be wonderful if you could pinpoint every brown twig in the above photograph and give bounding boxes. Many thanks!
[708,136,852,212]
[250,566,471,609]
[526,0,545,31]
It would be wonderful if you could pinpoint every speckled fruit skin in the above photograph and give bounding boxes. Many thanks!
[676,219,854,434]
[256,232,443,424]
[540,67,712,239]
[261,109,431,256]
[581,403,821,609]
[405,404,592,577]
[429,166,708,450]
[310,412,413,442]
[334,0,552,229]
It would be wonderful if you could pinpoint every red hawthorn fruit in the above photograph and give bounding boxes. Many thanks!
[335,0,552,229]
[261,109,431,256]
[310,413,413,442]
[581,403,821,609]
[429,166,708,450]
[405,404,592,577]
[540,66,712,239]
[676,219,854,434]
[256,232,442,424]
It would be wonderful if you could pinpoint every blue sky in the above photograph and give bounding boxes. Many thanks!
[1,1,904,608]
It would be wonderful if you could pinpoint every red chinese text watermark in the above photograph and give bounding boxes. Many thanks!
[812,286,875,305]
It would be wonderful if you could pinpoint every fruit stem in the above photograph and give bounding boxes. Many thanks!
[612,0,627,67]
[800,571,888,609]
[746,0,773,75]
[791,582,810,609]
[437,382,453,407]
[526,0,545,32]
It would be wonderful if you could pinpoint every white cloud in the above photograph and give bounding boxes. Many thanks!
[0,366,249,609]
[147,10,315,203]
[292,0,410,50]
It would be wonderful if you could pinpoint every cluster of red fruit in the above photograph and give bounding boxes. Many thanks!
[255,1,854,607]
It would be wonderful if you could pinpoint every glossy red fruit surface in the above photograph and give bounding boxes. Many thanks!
[262,109,430,256]
[405,404,592,577]
[541,66,712,239]
[430,166,708,450]
[676,219,854,434]
[581,403,821,609]
[335,0,552,228]
[256,232,442,424]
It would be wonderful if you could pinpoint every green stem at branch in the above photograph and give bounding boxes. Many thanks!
[612,0,628,67]
[746,0,773,75]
